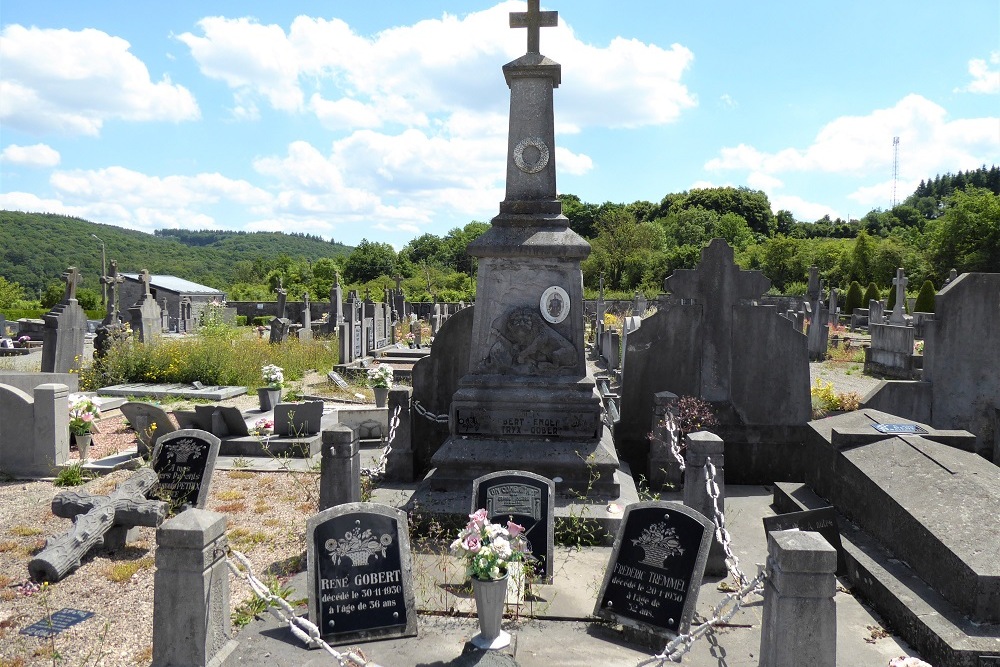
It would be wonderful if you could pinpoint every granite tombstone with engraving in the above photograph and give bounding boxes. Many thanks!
[150,429,220,509]
[473,470,555,582]
[594,501,713,638]
[306,503,417,644]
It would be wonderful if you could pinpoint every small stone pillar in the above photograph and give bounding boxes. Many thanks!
[758,530,837,667]
[152,509,237,667]
[683,431,726,575]
[648,390,681,489]
[385,386,414,482]
[320,425,360,510]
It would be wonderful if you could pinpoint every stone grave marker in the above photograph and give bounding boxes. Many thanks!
[150,429,220,509]
[20,609,94,638]
[306,503,417,644]
[194,405,250,437]
[328,371,350,390]
[274,400,325,436]
[473,470,555,583]
[120,402,178,458]
[762,506,845,574]
[594,501,713,638]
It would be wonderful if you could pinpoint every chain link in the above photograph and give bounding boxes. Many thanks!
[412,400,449,423]
[362,404,400,481]
[704,456,752,589]
[226,548,386,667]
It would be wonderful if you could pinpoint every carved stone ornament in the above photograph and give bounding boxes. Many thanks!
[483,306,576,376]
[513,137,550,174]
[540,286,570,324]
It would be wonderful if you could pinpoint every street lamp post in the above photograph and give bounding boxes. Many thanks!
[91,234,106,308]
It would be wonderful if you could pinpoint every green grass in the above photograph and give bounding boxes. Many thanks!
[53,462,93,487]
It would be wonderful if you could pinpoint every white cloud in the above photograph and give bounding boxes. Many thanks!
[177,3,695,132]
[0,25,200,136]
[0,143,60,167]
[555,147,593,176]
[956,52,1000,94]
[770,194,841,222]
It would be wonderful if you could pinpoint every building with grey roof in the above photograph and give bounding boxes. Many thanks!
[120,274,225,333]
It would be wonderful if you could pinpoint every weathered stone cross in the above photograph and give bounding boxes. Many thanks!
[61,266,82,302]
[394,274,403,291]
[102,260,125,322]
[890,267,908,324]
[510,0,557,54]
[275,285,287,318]
[28,468,167,582]
[139,269,152,296]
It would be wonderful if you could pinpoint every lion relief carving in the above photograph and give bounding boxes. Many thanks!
[482,306,577,375]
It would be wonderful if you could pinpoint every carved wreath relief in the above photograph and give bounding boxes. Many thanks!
[483,306,576,375]
[513,137,550,174]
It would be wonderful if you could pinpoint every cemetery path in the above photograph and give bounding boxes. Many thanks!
[810,360,881,398]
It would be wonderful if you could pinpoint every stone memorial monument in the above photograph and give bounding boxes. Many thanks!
[270,284,291,344]
[41,267,88,373]
[150,429,221,509]
[426,0,623,499]
[128,269,163,342]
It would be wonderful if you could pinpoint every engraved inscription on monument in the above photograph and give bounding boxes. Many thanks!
[455,407,599,439]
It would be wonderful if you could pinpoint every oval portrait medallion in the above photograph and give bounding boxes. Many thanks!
[513,137,550,174]
[540,286,570,324]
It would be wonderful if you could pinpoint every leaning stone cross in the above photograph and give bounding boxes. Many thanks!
[510,0,558,54]
[61,266,82,302]
[890,267,908,324]
[28,468,168,582]
[276,286,287,319]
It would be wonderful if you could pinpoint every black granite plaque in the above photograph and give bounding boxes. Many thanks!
[595,502,713,637]
[763,507,846,574]
[473,470,555,583]
[328,371,349,389]
[307,504,417,644]
[366,318,375,351]
[150,429,220,509]
[353,323,362,358]
[455,407,600,439]
[20,608,94,638]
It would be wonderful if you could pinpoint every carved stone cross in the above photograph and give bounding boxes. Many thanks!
[139,269,152,296]
[275,286,287,319]
[101,260,125,321]
[28,468,167,582]
[61,267,82,302]
[394,274,403,291]
[890,267,908,324]
[510,0,557,54]
[303,291,310,306]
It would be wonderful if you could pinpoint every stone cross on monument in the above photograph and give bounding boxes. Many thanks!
[61,267,82,302]
[101,260,125,324]
[423,0,624,501]
[890,267,908,324]
[139,269,152,296]
[394,274,403,292]
[275,285,287,319]
[509,0,558,54]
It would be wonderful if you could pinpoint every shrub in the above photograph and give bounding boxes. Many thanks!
[843,281,864,314]
[236,315,248,326]
[863,282,880,307]
[914,280,936,313]
[252,316,271,327]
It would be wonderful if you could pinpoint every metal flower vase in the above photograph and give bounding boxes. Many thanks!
[75,433,92,461]
[471,573,510,649]
[258,387,281,411]
[373,386,390,408]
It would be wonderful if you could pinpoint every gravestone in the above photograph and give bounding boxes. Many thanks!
[762,506,845,574]
[0,383,70,477]
[100,260,126,326]
[270,286,291,344]
[120,402,178,458]
[594,501,713,638]
[41,267,88,373]
[328,371,350,390]
[306,503,417,644]
[806,266,829,361]
[194,405,250,437]
[619,239,810,482]
[20,609,94,639]
[300,292,313,341]
[331,273,344,327]
[890,267,908,325]
[828,287,839,327]
[274,400,325,436]
[473,470,555,583]
[150,429,221,509]
[423,0,623,500]
[128,269,163,342]
[868,299,885,325]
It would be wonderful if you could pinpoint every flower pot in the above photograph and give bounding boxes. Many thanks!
[373,386,390,408]
[258,387,282,411]
[471,574,511,650]
[75,433,92,461]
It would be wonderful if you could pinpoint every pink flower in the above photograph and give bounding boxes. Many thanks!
[507,521,525,537]
[463,534,481,554]
[81,413,94,423]
[468,508,488,530]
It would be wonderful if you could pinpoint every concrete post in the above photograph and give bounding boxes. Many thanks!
[758,530,837,667]
[320,425,360,510]
[152,509,237,667]
[683,430,726,575]
[385,387,414,482]
[33,383,70,474]
[648,390,681,490]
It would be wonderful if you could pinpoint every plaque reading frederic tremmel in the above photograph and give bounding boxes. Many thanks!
[595,502,713,637]
[307,503,417,644]
[473,470,555,583]
[150,429,220,509]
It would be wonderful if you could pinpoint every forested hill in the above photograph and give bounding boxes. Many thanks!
[0,211,353,294]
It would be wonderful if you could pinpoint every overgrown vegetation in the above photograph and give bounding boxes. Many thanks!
[53,462,93,487]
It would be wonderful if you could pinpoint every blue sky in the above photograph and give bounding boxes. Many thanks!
[1,1,998,248]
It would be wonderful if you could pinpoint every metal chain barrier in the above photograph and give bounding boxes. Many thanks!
[637,454,766,665]
[665,413,685,471]
[226,548,386,667]
[362,404,400,481]
[412,400,449,423]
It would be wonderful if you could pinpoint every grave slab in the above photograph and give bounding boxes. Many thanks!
[98,383,247,400]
